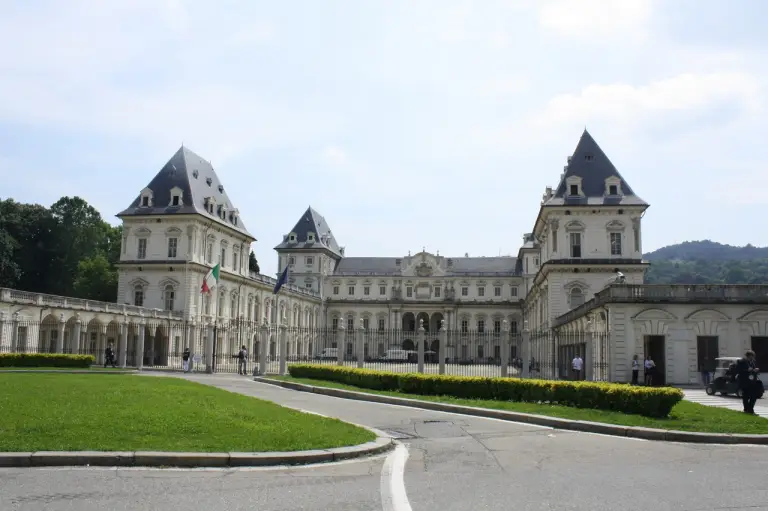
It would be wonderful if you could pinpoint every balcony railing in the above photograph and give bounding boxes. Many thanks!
[553,284,768,327]
[247,272,321,300]
[0,288,184,320]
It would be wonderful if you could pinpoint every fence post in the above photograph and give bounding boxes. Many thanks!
[521,322,531,378]
[56,313,65,353]
[357,319,365,369]
[205,320,214,374]
[585,320,594,381]
[438,320,447,375]
[337,323,345,366]
[500,320,510,378]
[136,316,145,371]
[119,316,128,368]
[258,323,269,375]
[417,319,425,373]
[0,311,5,346]
[278,324,288,375]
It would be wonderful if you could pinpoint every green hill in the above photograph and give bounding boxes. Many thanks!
[643,241,768,285]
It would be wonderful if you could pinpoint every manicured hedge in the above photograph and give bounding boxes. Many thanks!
[288,364,684,418]
[0,353,95,368]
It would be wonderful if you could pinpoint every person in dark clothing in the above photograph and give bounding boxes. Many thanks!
[237,345,248,375]
[735,350,760,414]
[104,343,117,368]
[182,348,191,373]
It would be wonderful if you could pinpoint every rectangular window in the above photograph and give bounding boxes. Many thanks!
[609,184,618,195]
[378,318,385,331]
[347,318,354,331]
[610,232,622,256]
[289,256,295,265]
[207,242,213,263]
[406,286,413,298]
[233,251,239,271]
[478,287,485,297]
[333,286,339,295]
[305,282,312,289]
[461,287,468,296]
[493,320,501,333]
[510,321,518,334]
[510,287,518,297]
[332,318,338,330]
[478,320,485,333]
[141,196,149,207]
[460,320,468,333]
[220,247,226,266]
[570,232,582,258]
[172,195,180,206]
[363,318,369,330]
[494,286,501,297]
[164,289,175,311]
[363,286,370,296]
[434,287,441,298]
[569,184,579,195]
[379,286,386,295]
[167,238,177,258]
[348,286,355,295]
[306,256,314,265]
[137,238,147,259]
[134,289,144,307]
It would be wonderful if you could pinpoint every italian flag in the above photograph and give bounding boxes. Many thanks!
[201,264,220,294]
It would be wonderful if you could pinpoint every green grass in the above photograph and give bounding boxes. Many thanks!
[275,376,768,435]
[0,366,135,371]
[0,374,375,452]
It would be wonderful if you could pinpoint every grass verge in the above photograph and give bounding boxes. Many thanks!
[275,376,768,435]
[0,366,135,371]
[0,374,375,452]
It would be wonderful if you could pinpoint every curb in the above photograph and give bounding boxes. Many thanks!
[254,377,768,446]
[0,435,393,469]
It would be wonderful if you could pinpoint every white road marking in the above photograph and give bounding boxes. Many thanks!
[380,443,412,511]
[683,390,768,418]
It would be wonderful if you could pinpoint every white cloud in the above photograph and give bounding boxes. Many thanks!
[321,146,348,166]
[537,0,653,41]
[533,72,762,128]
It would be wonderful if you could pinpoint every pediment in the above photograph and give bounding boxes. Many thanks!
[685,308,730,322]
[632,308,676,322]
[738,309,768,322]
[402,251,445,277]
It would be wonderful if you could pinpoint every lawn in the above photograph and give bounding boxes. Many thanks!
[0,367,135,371]
[275,376,768,435]
[0,374,375,452]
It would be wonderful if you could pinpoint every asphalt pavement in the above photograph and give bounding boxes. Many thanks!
[2,372,768,511]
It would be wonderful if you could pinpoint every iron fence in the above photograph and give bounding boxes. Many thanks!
[0,318,612,381]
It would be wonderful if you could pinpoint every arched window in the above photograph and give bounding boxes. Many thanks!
[133,285,144,307]
[218,291,226,316]
[163,285,175,311]
[569,288,585,309]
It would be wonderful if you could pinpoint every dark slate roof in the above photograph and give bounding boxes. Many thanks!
[333,256,519,276]
[117,147,254,238]
[274,207,343,258]
[545,130,648,207]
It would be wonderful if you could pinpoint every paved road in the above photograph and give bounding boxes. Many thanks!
[2,373,768,511]
[684,389,768,418]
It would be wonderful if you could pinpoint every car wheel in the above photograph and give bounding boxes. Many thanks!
[705,386,715,395]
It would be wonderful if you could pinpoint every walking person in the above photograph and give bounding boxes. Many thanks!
[700,357,712,386]
[182,347,191,373]
[237,345,248,375]
[104,342,117,368]
[644,355,655,386]
[571,353,583,381]
[735,350,760,414]
[631,354,640,385]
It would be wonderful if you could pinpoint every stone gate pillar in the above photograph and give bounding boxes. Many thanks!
[438,320,447,375]
[357,319,365,369]
[521,322,531,378]
[417,319,426,373]
[136,316,146,371]
[500,320,510,378]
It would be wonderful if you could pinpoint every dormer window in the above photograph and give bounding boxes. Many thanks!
[139,188,154,208]
[565,176,583,197]
[169,186,183,207]
[288,233,297,242]
[172,195,180,206]
[204,197,216,214]
[218,185,224,193]
[609,185,618,195]
[569,184,579,195]
[307,232,315,242]
[206,177,212,186]
[604,177,623,197]
[584,154,594,162]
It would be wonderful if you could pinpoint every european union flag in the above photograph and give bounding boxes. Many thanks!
[273,266,289,294]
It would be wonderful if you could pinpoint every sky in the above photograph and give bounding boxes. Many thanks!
[1,0,767,277]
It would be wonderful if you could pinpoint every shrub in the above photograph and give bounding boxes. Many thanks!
[0,353,95,368]
[288,364,684,418]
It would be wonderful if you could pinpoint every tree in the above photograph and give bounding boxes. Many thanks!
[72,254,118,302]
[0,199,56,292]
[249,251,260,273]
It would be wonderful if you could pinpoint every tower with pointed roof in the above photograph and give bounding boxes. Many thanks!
[274,207,344,295]
[116,147,322,330]
[523,130,650,330]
